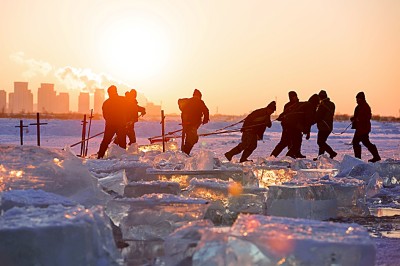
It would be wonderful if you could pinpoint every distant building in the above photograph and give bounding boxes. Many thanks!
[0,90,6,113]
[9,82,34,113]
[78,92,90,114]
[55,92,69,113]
[94,88,104,114]
[145,102,162,117]
[37,83,56,113]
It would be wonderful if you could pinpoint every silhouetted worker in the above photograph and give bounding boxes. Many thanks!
[97,85,128,159]
[351,92,381,162]
[178,89,209,155]
[285,94,320,159]
[315,90,337,159]
[125,89,146,145]
[270,91,300,157]
[225,101,276,163]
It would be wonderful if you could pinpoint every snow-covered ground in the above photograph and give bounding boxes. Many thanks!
[1,118,400,265]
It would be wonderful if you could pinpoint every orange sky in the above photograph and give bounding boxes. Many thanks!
[1,0,399,116]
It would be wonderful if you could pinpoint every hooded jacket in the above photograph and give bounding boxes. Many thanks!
[352,100,372,135]
[316,98,335,131]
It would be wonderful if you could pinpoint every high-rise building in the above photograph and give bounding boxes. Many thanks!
[37,83,56,113]
[0,90,6,113]
[94,88,105,114]
[145,102,161,117]
[78,92,90,114]
[9,82,34,113]
[55,92,69,113]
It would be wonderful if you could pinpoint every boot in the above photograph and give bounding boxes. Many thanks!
[353,144,362,159]
[368,144,381,163]
[239,149,254,163]
[225,146,242,161]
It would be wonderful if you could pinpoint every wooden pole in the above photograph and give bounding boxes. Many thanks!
[29,113,47,146]
[15,120,28,145]
[161,110,165,152]
[80,114,87,157]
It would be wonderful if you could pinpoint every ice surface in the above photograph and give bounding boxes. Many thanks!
[0,204,120,266]
[266,184,338,220]
[124,180,180,197]
[314,154,341,169]
[252,166,296,187]
[184,150,215,170]
[365,172,384,198]
[375,161,400,179]
[105,194,209,240]
[0,189,77,212]
[227,214,376,266]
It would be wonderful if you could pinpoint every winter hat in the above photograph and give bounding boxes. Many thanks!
[308,94,320,106]
[193,89,202,97]
[288,91,297,98]
[318,90,327,99]
[267,101,276,111]
[107,85,117,94]
[356,91,365,100]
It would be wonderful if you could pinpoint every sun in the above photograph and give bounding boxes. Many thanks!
[98,17,170,80]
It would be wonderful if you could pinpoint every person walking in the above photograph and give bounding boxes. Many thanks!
[314,90,337,159]
[225,101,276,162]
[97,85,128,159]
[178,89,209,155]
[125,89,146,145]
[351,92,381,162]
[285,94,320,159]
[270,91,300,157]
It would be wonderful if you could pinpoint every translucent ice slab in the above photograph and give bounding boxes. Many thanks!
[252,166,296,187]
[145,168,244,189]
[124,180,180,198]
[0,205,120,266]
[105,194,209,241]
[266,184,338,220]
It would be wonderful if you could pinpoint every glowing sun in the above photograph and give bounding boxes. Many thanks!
[99,18,170,80]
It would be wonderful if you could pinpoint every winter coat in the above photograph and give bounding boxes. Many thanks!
[102,95,128,127]
[127,98,145,123]
[351,100,372,135]
[277,100,299,125]
[316,98,335,131]
[241,107,274,140]
[178,97,209,127]
[284,95,319,134]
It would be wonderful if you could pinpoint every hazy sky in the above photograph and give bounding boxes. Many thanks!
[1,0,399,116]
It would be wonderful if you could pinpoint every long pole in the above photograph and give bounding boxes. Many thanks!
[80,114,87,157]
[161,110,165,152]
[85,109,93,157]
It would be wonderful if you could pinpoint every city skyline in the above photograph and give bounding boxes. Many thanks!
[0,81,160,115]
[1,1,400,116]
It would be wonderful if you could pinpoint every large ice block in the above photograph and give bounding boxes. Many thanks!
[185,178,267,225]
[294,168,339,182]
[145,168,244,188]
[0,189,77,212]
[98,169,128,196]
[227,214,375,266]
[266,184,338,220]
[375,161,400,179]
[252,166,296,187]
[161,220,216,265]
[124,180,180,198]
[337,155,369,177]
[105,194,209,240]
[0,205,120,266]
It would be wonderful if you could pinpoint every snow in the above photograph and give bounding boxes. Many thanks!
[0,118,400,265]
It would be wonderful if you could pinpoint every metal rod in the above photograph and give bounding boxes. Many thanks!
[161,110,165,152]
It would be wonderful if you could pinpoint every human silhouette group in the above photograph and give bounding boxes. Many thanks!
[97,86,381,163]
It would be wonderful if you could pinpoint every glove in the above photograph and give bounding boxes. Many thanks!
[202,118,209,125]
